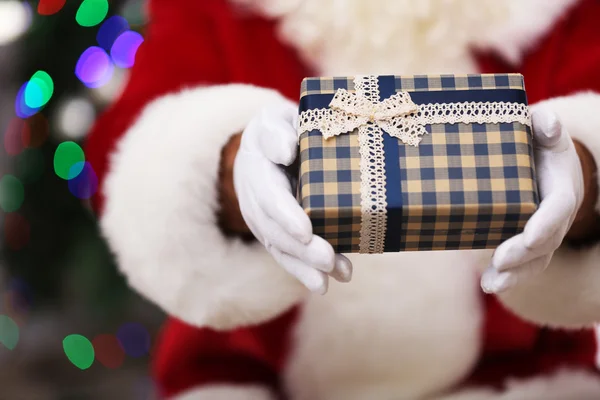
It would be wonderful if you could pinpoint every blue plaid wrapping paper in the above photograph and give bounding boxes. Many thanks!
[298,74,539,253]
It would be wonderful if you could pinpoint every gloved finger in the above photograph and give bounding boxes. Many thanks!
[264,226,335,273]
[481,253,552,294]
[257,102,299,166]
[521,191,575,247]
[531,108,570,152]
[270,247,329,294]
[243,184,335,271]
[329,254,353,283]
[491,221,564,273]
[491,189,574,271]
[252,160,313,244]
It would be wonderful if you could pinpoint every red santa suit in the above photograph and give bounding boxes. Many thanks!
[86,0,600,398]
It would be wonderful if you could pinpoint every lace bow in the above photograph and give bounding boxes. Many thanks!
[299,88,429,146]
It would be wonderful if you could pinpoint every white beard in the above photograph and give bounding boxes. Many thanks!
[230,0,579,75]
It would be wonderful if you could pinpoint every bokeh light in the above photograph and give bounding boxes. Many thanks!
[76,0,109,28]
[22,113,49,148]
[0,175,25,213]
[4,213,30,251]
[0,315,19,350]
[97,16,129,52]
[91,66,127,104]
[0,1,31,46]
[7,278,32,314]
[92,334,125,369]
[17,148,45,184]
[68,162,98,199]
[15,82,40,118]
[75,46,114,88]
[116,323,150,358]
[24,70,54,109]
[110,30,143,68]
[63,334,95,370]
[121,0,147,26]
[4,117,28,156]
[56,97,95,140]
[4,278,33,321]
[37,0,66,16]
[53,141,85,180]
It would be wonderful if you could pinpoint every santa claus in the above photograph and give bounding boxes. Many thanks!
[85,0,600,398]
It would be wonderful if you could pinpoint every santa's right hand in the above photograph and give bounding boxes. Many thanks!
[233,99,353,294]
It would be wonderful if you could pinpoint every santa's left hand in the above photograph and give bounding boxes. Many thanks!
[481,106,584,294]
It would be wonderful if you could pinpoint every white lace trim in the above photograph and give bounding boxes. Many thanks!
[414,101,530,126]
[298,100,531,147]
[298,76,531,254]
[355,76,387,254]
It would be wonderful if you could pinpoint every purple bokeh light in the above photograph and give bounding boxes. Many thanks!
[116,322,151,358]
[68,162,98,199]
[75,46,114,88]
[8,278,33,314]
[110,31,144,69]
[15,83,40,118]
[97,16,129,52]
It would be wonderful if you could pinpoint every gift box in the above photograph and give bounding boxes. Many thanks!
[297,74,539,253]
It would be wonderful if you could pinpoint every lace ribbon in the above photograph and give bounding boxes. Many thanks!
[299,89,531,147]
[298,76,531,254]
[354,76,388,254]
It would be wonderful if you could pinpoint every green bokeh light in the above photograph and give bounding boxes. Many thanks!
[63,334,95,370]
[24,71,54,109]
[76,0,109,27]
[0,315,19,350]
[0,175,25,213]
[54,141,85,180]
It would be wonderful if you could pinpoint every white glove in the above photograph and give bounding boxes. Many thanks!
[481,106,584,294]
[234,99,353,294]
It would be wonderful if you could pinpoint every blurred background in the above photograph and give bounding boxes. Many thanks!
[0,1,164,398]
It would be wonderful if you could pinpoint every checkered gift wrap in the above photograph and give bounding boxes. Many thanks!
[297,74,539,254]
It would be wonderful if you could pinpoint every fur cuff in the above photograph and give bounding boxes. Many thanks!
[497,242,600,328]
[173,385,275,400]
[100,84,305,330]
[435,369,600,400]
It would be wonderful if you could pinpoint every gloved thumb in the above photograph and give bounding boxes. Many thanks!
[258,101,299,166]
[531,108,569,152]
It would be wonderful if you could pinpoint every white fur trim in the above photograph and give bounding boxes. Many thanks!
[497,242,600,328]
[284,250,489,400]
[100,84,305,330]
[434,369,600,400]
[472,0,580,65]
[531,92,600,214]
[173,385,275,400]
[230,0,579,74]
